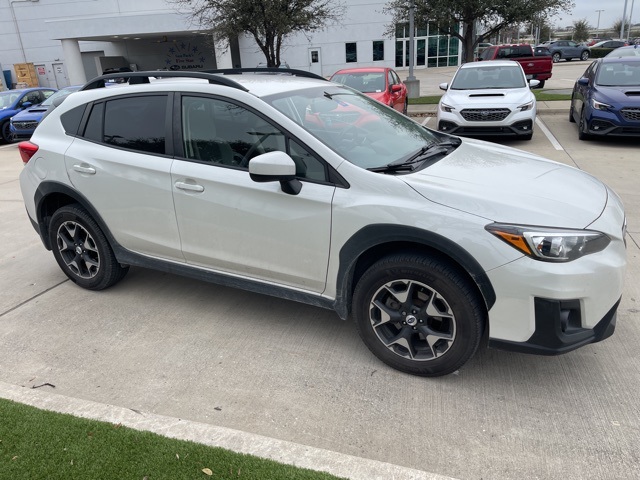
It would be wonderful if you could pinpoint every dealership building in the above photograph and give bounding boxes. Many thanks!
[0,0,461,89]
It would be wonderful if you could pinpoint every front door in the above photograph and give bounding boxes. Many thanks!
[172,94,334,292]
[309,48,322,76]
[53,63,68,88]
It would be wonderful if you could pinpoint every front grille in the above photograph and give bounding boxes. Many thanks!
[460,108,510,122]
[12,121,38,130]
[620,108,640,122]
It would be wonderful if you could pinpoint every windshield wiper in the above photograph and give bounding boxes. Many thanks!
[368,139,460,173]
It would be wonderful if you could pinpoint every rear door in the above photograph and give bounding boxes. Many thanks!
[64,94,183,261]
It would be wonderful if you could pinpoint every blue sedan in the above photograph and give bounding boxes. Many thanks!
[570,56,640,139]
[0,87,56,143]
[9,85,82,140]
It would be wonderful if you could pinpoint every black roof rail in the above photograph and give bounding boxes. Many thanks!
[81,71,249,92]
[203,67,328,81]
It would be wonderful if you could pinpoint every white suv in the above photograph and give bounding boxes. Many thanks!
[437,60,538,140]
[19,70,626,377]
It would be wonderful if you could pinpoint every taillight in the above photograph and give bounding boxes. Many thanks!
[18,141,39,164]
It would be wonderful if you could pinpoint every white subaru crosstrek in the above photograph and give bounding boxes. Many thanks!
[19,70,626,377]
[437,60,538,140]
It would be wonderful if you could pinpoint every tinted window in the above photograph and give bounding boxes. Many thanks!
[103,96,167,154]
[83,102,104,142]
[373,40,384,61]
[181,95,328,182]
[60,105,86,135]
[346,43,357,63]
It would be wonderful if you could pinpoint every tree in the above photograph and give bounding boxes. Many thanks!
[384,0,574,63]
[612,17,631,39]
[572,19,590,42]
[172,0,345,67]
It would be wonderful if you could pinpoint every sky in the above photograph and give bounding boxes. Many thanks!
[550,0,638,30]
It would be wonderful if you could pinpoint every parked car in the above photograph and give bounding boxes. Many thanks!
[19,70,626,377]
[0,87,56,143]
[475,42,493,56]
[437,60,538,140]
[605,45,640,57]
[10,85,82,140]
[587,38,612,46]
[330,67,408,114]
[569,56,640,139]
[591,40,628,49]
[478,44,553,88]
[537,40,591,63]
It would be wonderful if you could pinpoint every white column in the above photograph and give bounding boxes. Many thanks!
[214,39,233,69]
[61,39,87,85]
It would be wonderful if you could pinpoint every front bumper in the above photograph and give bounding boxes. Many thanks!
[489,297,619,355]
[584,110,640,137]
[437,108,536,137]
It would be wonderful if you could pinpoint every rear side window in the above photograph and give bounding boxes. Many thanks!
[103,96,166,154]
[81,95,167,155]
[60,105,86,135]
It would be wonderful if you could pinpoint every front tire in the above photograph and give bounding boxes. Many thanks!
[578,107,591,140]
[352,254,485,377]
[1,121,12,144]
[402,99,408,115]
[580,51,590,61]
[49,204,129,290]
[552,53,561,63]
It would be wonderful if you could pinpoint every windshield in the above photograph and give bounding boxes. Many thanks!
[331,72,386,93]
[451,66,526,90]
[596,62,640,86]
[40,86,81,107]
[264,86,440,169]
[0,91,21,109]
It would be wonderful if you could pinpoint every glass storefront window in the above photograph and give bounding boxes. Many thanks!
[417,39,425,66]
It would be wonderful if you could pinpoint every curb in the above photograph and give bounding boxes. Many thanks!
[0,381,459,480]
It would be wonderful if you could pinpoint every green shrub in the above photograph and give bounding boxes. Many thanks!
[589,48,615,58]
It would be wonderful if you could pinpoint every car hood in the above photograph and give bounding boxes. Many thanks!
[365,91,389,103]
[403,138,607,227]
[10,109,45,122]
[594,85,640,105]
[442,88,533,107]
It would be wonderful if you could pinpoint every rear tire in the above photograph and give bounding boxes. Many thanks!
[535,80,545,89]
[580,51,590,61]
[352,254,485,377]
[49,204,129,290]
[552,53,561,63]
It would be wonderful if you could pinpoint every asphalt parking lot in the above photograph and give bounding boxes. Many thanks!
[1,104,639,479]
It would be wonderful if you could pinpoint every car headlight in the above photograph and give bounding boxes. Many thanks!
[485,223,610,262]
[518,100,534,112]
[592,99,613,111]
[440,102,455,113]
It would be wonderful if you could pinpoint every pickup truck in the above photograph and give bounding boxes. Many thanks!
[477,44,553,88]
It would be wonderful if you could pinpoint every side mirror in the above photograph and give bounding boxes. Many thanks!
[529,79,541,88]
[249,151,301,195]
[439,82,449,91]
[391,84,402,93]
[21,102,33,109]
[577,77,589,86]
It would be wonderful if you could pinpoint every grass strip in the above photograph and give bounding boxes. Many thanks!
[0,398,346,480]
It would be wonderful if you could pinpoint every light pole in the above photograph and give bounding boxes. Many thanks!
[404,0,420,99]
[620,0,629,40]
[595,10,604,35]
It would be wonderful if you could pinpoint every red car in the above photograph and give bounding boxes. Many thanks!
[330,67,408,114]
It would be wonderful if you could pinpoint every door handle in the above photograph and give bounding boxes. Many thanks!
[175,181,204,192]
[72,164,96,174]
